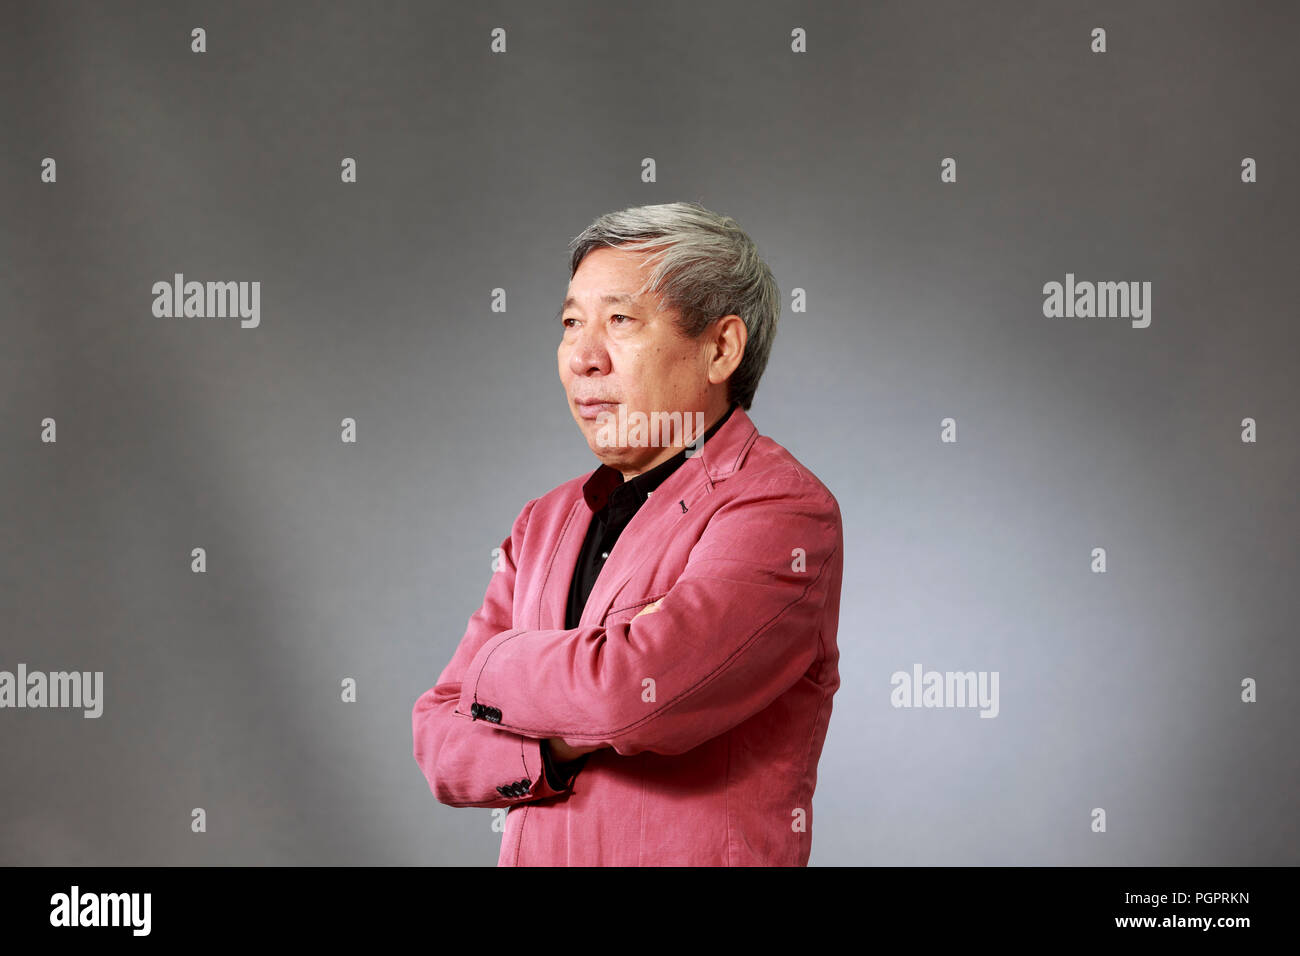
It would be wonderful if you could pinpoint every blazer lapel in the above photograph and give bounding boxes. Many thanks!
[578,406,760,627]
[577,471,705,626]
[537,499,593,630]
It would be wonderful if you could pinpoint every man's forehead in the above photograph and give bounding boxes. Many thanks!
[561,291,640,310]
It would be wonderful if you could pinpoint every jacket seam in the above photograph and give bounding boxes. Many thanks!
[605,590,670,618]
[724,731,733,867]
[798,689,833,865]
[637,759,647,867]
[468,627,525,704]
[512,805,528,865]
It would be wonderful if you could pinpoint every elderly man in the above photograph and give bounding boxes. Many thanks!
[412,201,843,866]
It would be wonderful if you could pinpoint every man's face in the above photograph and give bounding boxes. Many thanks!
[557,246,718,478]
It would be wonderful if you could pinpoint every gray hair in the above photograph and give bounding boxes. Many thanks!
[566,201,780,411]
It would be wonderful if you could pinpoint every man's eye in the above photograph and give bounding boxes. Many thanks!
[562,315,630,328]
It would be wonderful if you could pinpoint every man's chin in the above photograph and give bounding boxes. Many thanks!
[585,441,629,467]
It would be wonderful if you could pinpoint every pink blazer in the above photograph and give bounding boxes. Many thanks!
[411,406,843,865]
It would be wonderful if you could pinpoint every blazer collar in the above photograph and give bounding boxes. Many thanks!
[692,403,759,487]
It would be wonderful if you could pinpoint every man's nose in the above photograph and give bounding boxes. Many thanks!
[568,324,610,375]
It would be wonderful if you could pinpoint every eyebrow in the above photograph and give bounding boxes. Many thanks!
[555,292,638,322]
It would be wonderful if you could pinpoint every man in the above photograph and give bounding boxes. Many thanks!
[411,201,843,866]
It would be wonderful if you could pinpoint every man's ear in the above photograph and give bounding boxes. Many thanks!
[708,315,747,385]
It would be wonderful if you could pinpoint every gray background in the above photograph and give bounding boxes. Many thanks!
[1,0,1296,865]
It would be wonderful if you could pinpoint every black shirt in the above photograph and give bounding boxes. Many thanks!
[538,402,738,789]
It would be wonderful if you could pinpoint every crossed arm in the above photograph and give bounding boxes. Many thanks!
[543,599,661,764]
[411,472,840,808]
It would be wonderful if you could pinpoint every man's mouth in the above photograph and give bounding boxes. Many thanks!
[575,398,619,421]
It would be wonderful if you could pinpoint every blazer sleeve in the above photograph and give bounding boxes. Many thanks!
[411,497,576,807]
[457,470,842,756]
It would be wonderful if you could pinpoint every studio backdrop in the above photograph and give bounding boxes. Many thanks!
[1,0,1296,865]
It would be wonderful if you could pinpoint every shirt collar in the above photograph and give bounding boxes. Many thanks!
[581,402,738,513]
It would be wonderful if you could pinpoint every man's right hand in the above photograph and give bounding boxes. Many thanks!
[547,737,600,763]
